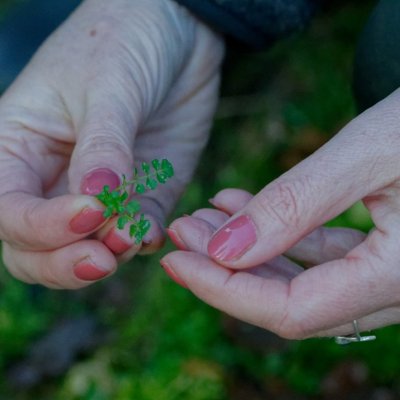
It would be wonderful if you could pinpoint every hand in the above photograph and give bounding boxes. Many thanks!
[0,0,224,288]
[162,89,400,339]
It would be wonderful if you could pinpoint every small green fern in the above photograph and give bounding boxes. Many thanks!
[96,159,174,244]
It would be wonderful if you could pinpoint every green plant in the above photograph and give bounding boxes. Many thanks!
[96,159,174,244]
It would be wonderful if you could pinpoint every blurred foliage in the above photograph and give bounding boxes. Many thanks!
[1,0,400,399]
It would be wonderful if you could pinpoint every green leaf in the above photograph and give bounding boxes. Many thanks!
[95,159,174,246]
[120,192,128,202]
[151,159,161,170]
[156,172,167,184]
[111,190,120,199]
[96,185,111,203]
[134,234,142,245]
[116,203,125,214]
[139,215,151,234]
[141,162,150,174]
[126,200,140,215]
[129,224,138,238]
[104,207,114,218]
[117,215,129,230]
[135,183,146,194]
[146,177,158,190]
[161,159,174,177]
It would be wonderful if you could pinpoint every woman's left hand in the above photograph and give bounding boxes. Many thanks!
[162,89,400,340]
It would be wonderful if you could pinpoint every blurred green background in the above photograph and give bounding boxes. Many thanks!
[1,1,400,399]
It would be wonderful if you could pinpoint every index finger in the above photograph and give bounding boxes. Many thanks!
[0,191,107,250]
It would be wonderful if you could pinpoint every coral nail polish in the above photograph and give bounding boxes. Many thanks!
[70,208,105,234]
[81,168,120,195]
[73,261,110,281]
[207,215,257,262]
[166,228,187,250]
[160,259,188,289]
[103,228,132,254]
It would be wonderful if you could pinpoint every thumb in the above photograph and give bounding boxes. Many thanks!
[68,101,136,195]
[207,105,398,268]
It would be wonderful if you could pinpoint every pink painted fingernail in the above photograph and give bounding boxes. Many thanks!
[81,168,120,195]
[207,215,257,262]
[70,208,105,234]
[160,259,188,289]
[103,228,132,254]
[166,228,187,250]
[73,260,111,281]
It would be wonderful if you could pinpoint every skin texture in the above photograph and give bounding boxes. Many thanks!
[163,88,400,339]
[0,0,224,288]
[4,0,400,342]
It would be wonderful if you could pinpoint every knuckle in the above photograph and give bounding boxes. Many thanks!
[79,130,132,157]
[255,179,309,231]
[20,203,50,248]
[75,130,134,170]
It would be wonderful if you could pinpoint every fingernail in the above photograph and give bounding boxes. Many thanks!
[208,215,257,262]
[103,228,132,254]
[70,208,105,234]
[160,259,188,289]
[81,168,120,195]
[166,228,187,250]
[73,259,111,281]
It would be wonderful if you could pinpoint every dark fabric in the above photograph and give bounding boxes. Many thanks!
[174,0,317,48]
[0,0,82,90]
[353,0,400,111]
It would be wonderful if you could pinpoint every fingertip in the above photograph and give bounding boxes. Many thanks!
[0,193,109,250]
[191,208,229,228]
[69,118,134,196]
[69,206,106,234]
[207,214,257,265]
[138,214,166,255]
[166,227,188,250]
[65,241,117,286]
[96,213,164,261]
[210,189,253,213]
[80,168,121,195]
[169,216,215,254]
[73,257,114,281]
[160,256,188,289]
